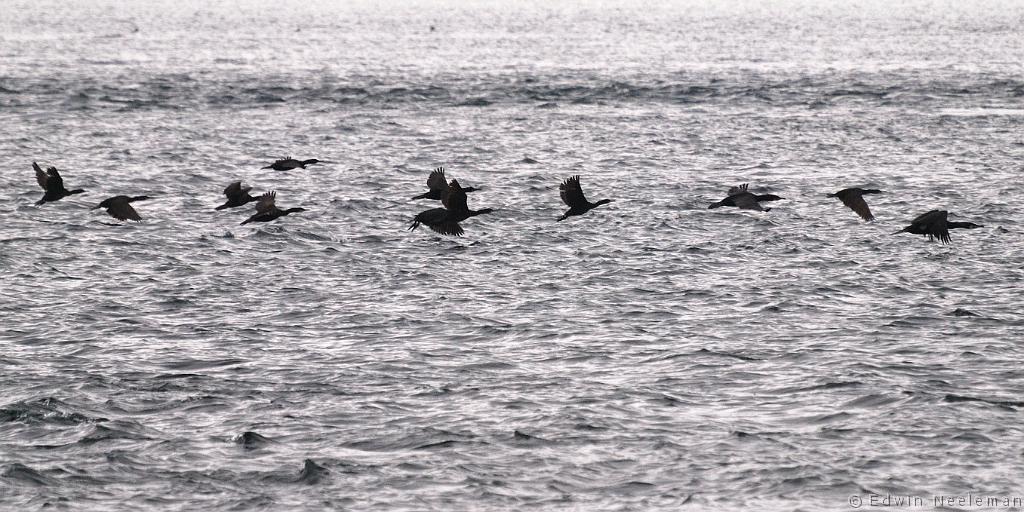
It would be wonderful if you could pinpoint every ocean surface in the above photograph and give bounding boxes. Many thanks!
[2,0,1024,510]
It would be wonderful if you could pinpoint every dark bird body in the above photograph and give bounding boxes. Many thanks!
[412,167,479,200]
[33,162,84,205]
[708,183,783,211]
[897,210,982,244]
[216,181,258,210]
[828,187,881,221]
[241,191,305,225]
[558,175,611,221]
[263,157,319,171]
[92,195,150,221]
[410,179,492,236]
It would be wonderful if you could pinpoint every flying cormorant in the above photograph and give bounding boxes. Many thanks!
[33,162,84,205]
[240,191,306,225]
[828,187,882,221]
[92,195,150,221]
[412,167,479,200]
[263,157,320,171]
[558,175,611,221]
[216,181,259,210]
[708,183,783,211]
[897,210,982,244]
[410,179,492,236]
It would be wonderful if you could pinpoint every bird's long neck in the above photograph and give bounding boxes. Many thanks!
[593,199,612,207]
[68,189,85,195]
[283,208,305,215]
[862,189,882,195]
[948,221,981,229]
[469,208,493,217]
[129,195,150,202]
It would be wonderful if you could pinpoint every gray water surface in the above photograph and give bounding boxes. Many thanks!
[2,1,1024,510]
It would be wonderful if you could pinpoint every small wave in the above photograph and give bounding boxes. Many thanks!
[0,397,98,425]
[0,463,55,486]
[11,72,1020,112]
[944,394,1024,408]
[234,431,274,450]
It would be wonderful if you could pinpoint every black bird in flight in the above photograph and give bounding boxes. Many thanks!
[33,162,85,205]
[412,167,479,200]
[92,195,151,221]
[263,157,320,171]
[708,183,783,211]
[410,179,492,236]
[896,210,982,244]
[828,187,882,221]
[240,191,306,225]
[558,175,611,221]
[216,181,259,210]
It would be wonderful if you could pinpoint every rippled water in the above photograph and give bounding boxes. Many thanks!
[2,1,1024,510]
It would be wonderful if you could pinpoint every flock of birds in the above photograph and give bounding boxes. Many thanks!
[28,159,984,244]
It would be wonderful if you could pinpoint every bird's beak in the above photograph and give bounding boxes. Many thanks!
[90,205,100,210]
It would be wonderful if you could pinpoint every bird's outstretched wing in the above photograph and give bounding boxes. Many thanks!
[33,162,49,190]
[443,179,469,212]
[108,197,142,221]
[224,181,251,198]
[428,220,464,237]
[837,190,874,221]
[560,175,588,208]
[426,168,448,192]
[727,183,749,196]
[255,191,278,213]
[46,168,65,191]
[912,210,950,244]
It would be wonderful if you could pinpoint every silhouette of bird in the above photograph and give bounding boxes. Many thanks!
[216,181,259,210]
[828,187,882,221]
[411,167,479,200]
[410,179,492,236]
[708,183,783,211]
[33,162,84,205]
[897,210,982,244]
[92,195,151,221]
[240,191,305,225]
[263,157,319,171]
[558,175,611,221]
